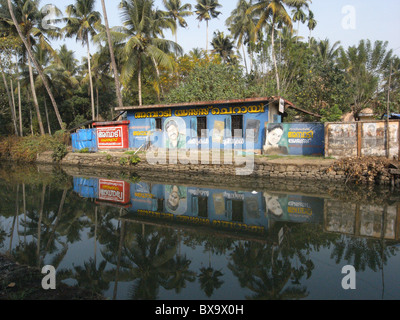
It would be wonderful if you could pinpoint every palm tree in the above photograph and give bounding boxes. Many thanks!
[307,9,316,45]
[162,0,193,53]
[195,0,222,52]
[311,38,341,64]
[291,0,310,41]
[337,40,393,118]
[211,31,235,63]
[64,0,102,121]
[100,0,124,109]
[5,0,64,133]
[119,0,182,106]
[226,0,256,73]
[247,0,305,94]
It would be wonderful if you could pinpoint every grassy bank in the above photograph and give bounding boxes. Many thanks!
[0,131,69,163]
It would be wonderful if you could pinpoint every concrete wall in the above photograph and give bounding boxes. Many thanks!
[325,120,400,159]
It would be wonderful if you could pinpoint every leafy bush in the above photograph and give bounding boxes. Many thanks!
[128,155,141,165]
[52,143,68,162]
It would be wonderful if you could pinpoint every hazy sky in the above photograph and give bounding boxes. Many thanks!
[51,0,400,60]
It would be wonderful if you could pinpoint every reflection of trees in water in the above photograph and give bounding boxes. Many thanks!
[228,241,308,300]
[330,236,398,272]
[1,165,400,299]
[228,224,340,300]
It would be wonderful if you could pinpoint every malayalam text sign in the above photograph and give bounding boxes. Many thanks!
[97,126,124,149]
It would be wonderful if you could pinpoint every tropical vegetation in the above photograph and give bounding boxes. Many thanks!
[0,0,399,138]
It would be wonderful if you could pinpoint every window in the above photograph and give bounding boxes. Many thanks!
[232,200,244,223]
[231,115,243,137]
[197,117,207,137]
[198,196,208,218]
[155,118,162,130]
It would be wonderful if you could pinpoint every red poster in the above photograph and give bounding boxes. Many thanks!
[98,179,130,204]
[97,126,124,149]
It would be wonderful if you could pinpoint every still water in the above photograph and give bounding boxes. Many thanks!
[0,163,400,300]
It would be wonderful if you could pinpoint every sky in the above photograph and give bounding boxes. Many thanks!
[49,0,400,61]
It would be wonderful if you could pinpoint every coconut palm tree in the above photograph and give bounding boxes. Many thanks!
[4,0,64,133]
[100,0,124,109]
[247,0,306,94]
[119,0,182,106]
[307,9,316,45]
[291,0,310,41]
[162,0,193,53]
[211,31,236,63]
[226,0,256,73]
[64,0,102,121]
[195,0,222,52]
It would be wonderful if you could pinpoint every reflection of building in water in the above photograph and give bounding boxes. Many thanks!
[324,200,400,240]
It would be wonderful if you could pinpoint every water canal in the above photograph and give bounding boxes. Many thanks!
[0,163,399,300]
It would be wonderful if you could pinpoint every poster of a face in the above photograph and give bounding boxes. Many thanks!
[165,185,187,215]
[264,124,288,155]
[164,117,186,149]
[364,123,376,138]
[264,192,284,218]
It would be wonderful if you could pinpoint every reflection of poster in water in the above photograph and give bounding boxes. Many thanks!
[245,196,260,218]
[324,201,356,235]
[165,185,187,215]
[98,179,130,204]
[164,117,186,149]
[213,121,225,143]
[213,193,225,215]
[245,120,260,143]
[360,205,382,238]
[265,193,322,223]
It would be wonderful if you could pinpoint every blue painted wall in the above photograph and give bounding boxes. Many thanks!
[73,177,325,233]
[127,102,269,152]
[264,123,325,156]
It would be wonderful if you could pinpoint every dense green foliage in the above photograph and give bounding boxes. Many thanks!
[0,0,399,140]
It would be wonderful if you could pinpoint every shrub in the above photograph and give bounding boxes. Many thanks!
[52,143,68,162]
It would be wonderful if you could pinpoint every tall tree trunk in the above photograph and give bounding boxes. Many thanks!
[44,98,51,135]
[0,61,17,135]
[28,56,45,135]
[100,0,124,109]
[242,45,248,75]
[271,23,280,94]
[206,20,209,52]
[18,81,22,136]
[30,108,33,135]
[152,57,163,102]
[7,0,64,130]
[86,37,96,121]
[96,87,99,119]
[138,56,142,106]
[10,79,18,135]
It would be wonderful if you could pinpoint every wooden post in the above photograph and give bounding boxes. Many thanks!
[357,122,362,157]
[386,61,392,159]
[324,123,329,158]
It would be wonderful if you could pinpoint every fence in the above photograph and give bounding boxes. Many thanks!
[325,120,400,159]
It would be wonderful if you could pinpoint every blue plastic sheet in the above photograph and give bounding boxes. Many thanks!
[71,129,97,152]
[73,177,99,199]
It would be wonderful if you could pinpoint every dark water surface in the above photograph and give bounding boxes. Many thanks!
[0,163,399,300]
